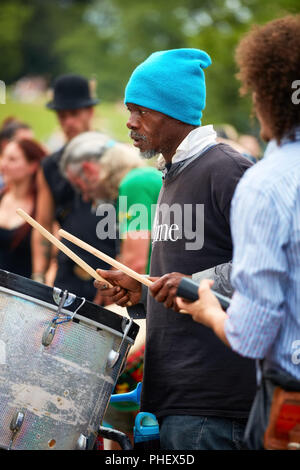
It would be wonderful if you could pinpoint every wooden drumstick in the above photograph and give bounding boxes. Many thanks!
[58,228,154,288]
[16,208,112,287]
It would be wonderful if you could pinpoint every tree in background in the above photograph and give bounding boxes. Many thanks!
[0,0,299,135]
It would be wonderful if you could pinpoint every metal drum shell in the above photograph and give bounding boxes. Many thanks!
[0,270,139,450]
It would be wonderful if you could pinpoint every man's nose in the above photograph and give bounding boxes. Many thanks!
[63,116,76,127]
[126,112,139,130]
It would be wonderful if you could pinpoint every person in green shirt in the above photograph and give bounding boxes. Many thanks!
[60,130,162,447]
[118,166,162,273]
[60,131,162,275]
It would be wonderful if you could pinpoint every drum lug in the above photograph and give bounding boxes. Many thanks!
[42,290,69,347]
[42,323,57,347]
[8,410,25,450]
[107,349,120,369]
[53,287,76,307]
[121,317,128,332]
[107,318,133,369]
[76,433,88,450]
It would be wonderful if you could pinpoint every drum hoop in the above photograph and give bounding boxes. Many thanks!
[0,285,134,344]
[0,269,139,341]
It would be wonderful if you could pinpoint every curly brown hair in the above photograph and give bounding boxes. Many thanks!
[235,15,300,143]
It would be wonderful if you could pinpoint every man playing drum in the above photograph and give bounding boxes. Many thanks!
[94,48,256,450]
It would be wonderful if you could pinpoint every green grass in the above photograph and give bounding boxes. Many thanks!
[0,98,58,142]
[0,96,131,145]
[94,101,131,143]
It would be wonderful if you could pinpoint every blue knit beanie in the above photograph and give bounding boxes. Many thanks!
[124,48,212,126]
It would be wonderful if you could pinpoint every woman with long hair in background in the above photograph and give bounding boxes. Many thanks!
[0,139,47,278]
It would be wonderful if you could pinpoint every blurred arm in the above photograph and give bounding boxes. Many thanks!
[31,169,55,281]
[118,230,151,274]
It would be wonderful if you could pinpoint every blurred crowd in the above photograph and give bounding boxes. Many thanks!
[1,11,299,452]
[0,73,261,449]
[0,74,261,292]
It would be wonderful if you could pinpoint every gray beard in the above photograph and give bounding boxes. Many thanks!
[140,149,159,159]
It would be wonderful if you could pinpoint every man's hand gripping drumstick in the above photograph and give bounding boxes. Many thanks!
[94,269,144,308]
[58,228,156,308]
[58,229,189,310]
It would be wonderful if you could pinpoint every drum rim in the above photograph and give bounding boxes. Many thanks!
[0,269,139,341]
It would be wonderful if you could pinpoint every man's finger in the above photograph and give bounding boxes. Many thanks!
[109,290,129,303]
[96,268,121,283]
[94,282,121,295]
[96,268,110,279]
[163,287,178,309]
[152,278,174,302]
[198,279,214,296]
[176,296,191,310]
[116,295,130,307]
[97,283,109,290]
[179,309,190,314]
[149,276,165,295]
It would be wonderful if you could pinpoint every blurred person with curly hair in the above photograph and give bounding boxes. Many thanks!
[177,15,300,450]
[237,15,300,143]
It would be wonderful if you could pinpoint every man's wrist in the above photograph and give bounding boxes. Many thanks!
[210,308,230,346]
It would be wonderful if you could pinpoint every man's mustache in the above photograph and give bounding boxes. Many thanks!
[130,131,148,142]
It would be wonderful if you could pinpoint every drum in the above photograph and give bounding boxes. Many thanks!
[0,269,139,450]
[106,304,146,355]
[103,305,146,444]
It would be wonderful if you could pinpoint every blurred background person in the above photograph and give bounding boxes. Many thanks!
[0,117,35,153]
[31,74,117,301]
[238,134,262,160]
[60,130,162,447]
[60,131,162,275]
[215,124,260,163]
[0,138,47,278]
[0,118,35,191]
